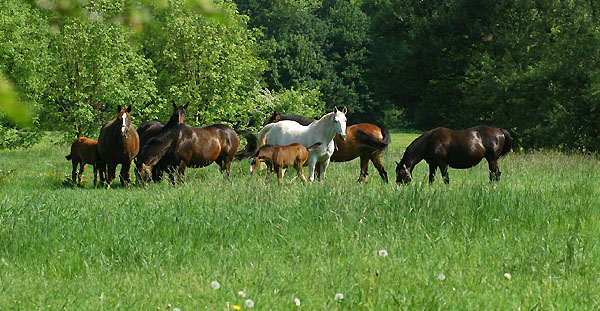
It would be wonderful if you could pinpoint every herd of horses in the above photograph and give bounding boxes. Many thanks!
[65,103,513,188]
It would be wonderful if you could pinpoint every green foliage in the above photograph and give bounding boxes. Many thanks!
[251,86,325,126]
[142,0,265,127]
[237,0,374,118]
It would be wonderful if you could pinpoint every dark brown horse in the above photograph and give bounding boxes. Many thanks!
[97,105,140,188]
[265,111,391,182]
[136,103,188,181]
[65,137,100,185]
[136,123,257,183]
[395,126,512,184]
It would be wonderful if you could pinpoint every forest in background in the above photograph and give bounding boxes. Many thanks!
[1,0,599,151]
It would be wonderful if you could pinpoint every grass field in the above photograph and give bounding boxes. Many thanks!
[0,131,599,310]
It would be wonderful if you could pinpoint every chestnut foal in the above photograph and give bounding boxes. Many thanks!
[250,142,321,185]
[65,137,100,185]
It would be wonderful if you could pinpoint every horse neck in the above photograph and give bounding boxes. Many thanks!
[310,114,337,142]
[165,114,181,128]
[403,135,427,171]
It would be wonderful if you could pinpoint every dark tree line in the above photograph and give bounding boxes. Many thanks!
[1,0,598,150]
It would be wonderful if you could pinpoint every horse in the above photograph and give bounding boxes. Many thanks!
[65,137,100,186]
[395,126,512,184]
[97,105,140,188]
[250,142,321,185]
[136,103,188,181]
[136,123,257,183]
[265,111,391,182]
[257,108,347,182]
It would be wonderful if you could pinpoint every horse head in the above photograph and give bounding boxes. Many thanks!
[395,161,412,184]
[136,161,152,184]
[171,102,188,125]
[264,111,280,126]
[118,105,132,138]
[333,106,348,141]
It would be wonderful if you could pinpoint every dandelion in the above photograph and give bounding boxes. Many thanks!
[245,299,254,308]
[233,306,241,311]
[238,291,246,298]
[378,249,388,257]
[504,273,512,280]
[294,298,301,306]
[334,293,344,301]
[173,308,181,311]
[438,273,446,281]
[211,280,221,290]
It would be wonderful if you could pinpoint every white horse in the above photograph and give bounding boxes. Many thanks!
[257,107,347,182]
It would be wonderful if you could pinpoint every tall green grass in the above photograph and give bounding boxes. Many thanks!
[0,132,598,310]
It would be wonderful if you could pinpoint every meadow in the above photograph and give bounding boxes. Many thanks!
[0,131,599,310]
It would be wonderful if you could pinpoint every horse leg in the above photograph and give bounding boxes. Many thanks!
[358,156,369,182]
[71,161,78,184]
[120,162,131,186]
[106,163,116,188]
[440,164,449,184]
[488,158,501,182]
[428,163,437,183]
[371,153,389,183]
[318,159,330,181]
[277,165,284,186]
[297,162,307,184]
[307,157,318,182]
[78,163,86,185]
[93,164,98,186]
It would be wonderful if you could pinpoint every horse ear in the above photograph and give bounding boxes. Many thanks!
[184,102,189,110]
[334,106,339,113]
[127,105,132,113]
[172,102,177,109]
[342,106,347,114]
[396,161,400,165]
[117,105,122,112]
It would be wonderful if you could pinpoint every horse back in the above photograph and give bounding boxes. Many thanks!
[70,137,99,164]
[184,124,239,166]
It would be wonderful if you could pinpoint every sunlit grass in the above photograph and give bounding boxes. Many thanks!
[0,132,599,310]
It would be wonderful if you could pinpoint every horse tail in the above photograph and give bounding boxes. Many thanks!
[500,128,513,157]
[65,154,72,160]
[257,123,277,148]
[307,142,322,151]
[234,129,258,160]
[355,125,391,156]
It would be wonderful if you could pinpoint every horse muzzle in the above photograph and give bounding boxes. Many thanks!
[340,134,347,141]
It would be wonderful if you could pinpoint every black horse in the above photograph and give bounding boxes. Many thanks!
[136,103,188,181]
[396,126,512,184]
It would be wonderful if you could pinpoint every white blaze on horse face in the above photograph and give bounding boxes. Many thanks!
[121,113,128,134]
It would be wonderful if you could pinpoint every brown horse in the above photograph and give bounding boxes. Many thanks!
[265,111,391,182]
[249,142,321,185]
[136,123,257,183]
[395,126,512,184]
[65,137,99,185]
[136,103,188,181]
[97,105,140,188]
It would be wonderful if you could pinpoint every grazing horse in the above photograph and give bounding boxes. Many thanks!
[257,108,347,182]
[395,126,512,184]
[97,105,140,188]
[250,142,322,185]
[136,103,188,181]
[65,137,99,185]
[136,123,257,183]
[266,111,391,182]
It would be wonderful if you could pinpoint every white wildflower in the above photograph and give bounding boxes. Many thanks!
[245,299,254,308]
[334,293,344,301]
[378,249,388,257]
[438,273,446,281]
[294,298,301,306]
[504,273,512,280]
[238,290,246,298]
[211,280,220,290]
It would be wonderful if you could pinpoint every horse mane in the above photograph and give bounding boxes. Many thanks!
[139,124,185,162]
[277,113,314,126]
[165,111,182,128]
[401,130,431,166]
